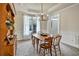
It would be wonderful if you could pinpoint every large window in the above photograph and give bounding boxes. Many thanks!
[23,15,30,36]
[23,15,40,36]
[50,14,59,34]
[47,14,59,34]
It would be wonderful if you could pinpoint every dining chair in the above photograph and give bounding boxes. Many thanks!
[52,34,62,56]
[39,36,53,56]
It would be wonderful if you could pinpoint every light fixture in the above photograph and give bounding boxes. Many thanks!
[40,3,48,21]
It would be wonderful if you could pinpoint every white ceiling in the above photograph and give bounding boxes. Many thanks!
[14,3,75,15]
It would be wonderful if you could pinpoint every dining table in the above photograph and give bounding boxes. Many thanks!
[32,33,53,53]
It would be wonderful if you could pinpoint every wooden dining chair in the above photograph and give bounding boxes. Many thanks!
[39,36,53,56]
[52,34,62,56]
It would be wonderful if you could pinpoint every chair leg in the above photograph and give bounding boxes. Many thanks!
[53,46,57,56]
[50,48,52,56]
[43,49,45,56]
[58,45,61,56]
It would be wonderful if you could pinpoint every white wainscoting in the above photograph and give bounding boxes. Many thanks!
[61,31,79,48]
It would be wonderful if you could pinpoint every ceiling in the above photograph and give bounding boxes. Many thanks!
[14,3,75,15]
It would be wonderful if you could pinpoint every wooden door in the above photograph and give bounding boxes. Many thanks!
[0,3,15,56]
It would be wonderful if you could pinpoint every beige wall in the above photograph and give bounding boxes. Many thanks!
[60,4,79,32]
[14,12,23,40]
[59,4,79,48]
[40,21,47,33]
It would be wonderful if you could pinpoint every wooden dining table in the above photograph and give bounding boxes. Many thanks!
[32,33,53,53]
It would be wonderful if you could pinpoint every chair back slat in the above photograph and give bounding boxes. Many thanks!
[44,36,53,46]
[53,34,62,45]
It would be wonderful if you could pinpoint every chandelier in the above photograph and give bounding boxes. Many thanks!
[40,3,48,21]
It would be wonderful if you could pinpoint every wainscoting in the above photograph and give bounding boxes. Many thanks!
[61,31,79,48]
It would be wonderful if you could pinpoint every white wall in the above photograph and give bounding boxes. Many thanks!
[14,12,23,40]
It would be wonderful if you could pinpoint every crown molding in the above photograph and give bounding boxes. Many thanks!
[48,3,79,15]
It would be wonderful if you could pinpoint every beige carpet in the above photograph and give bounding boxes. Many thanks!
[16,39,79,56]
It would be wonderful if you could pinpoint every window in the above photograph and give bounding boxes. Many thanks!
[50,14,59,34]
[23,15,40,36]
[23,15,30,35]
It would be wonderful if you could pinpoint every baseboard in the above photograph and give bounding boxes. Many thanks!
[61,42,79,49]
[17,39,31,41]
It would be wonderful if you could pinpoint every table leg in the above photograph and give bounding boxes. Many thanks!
[36,39,39,53]
[32,36,35,48]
